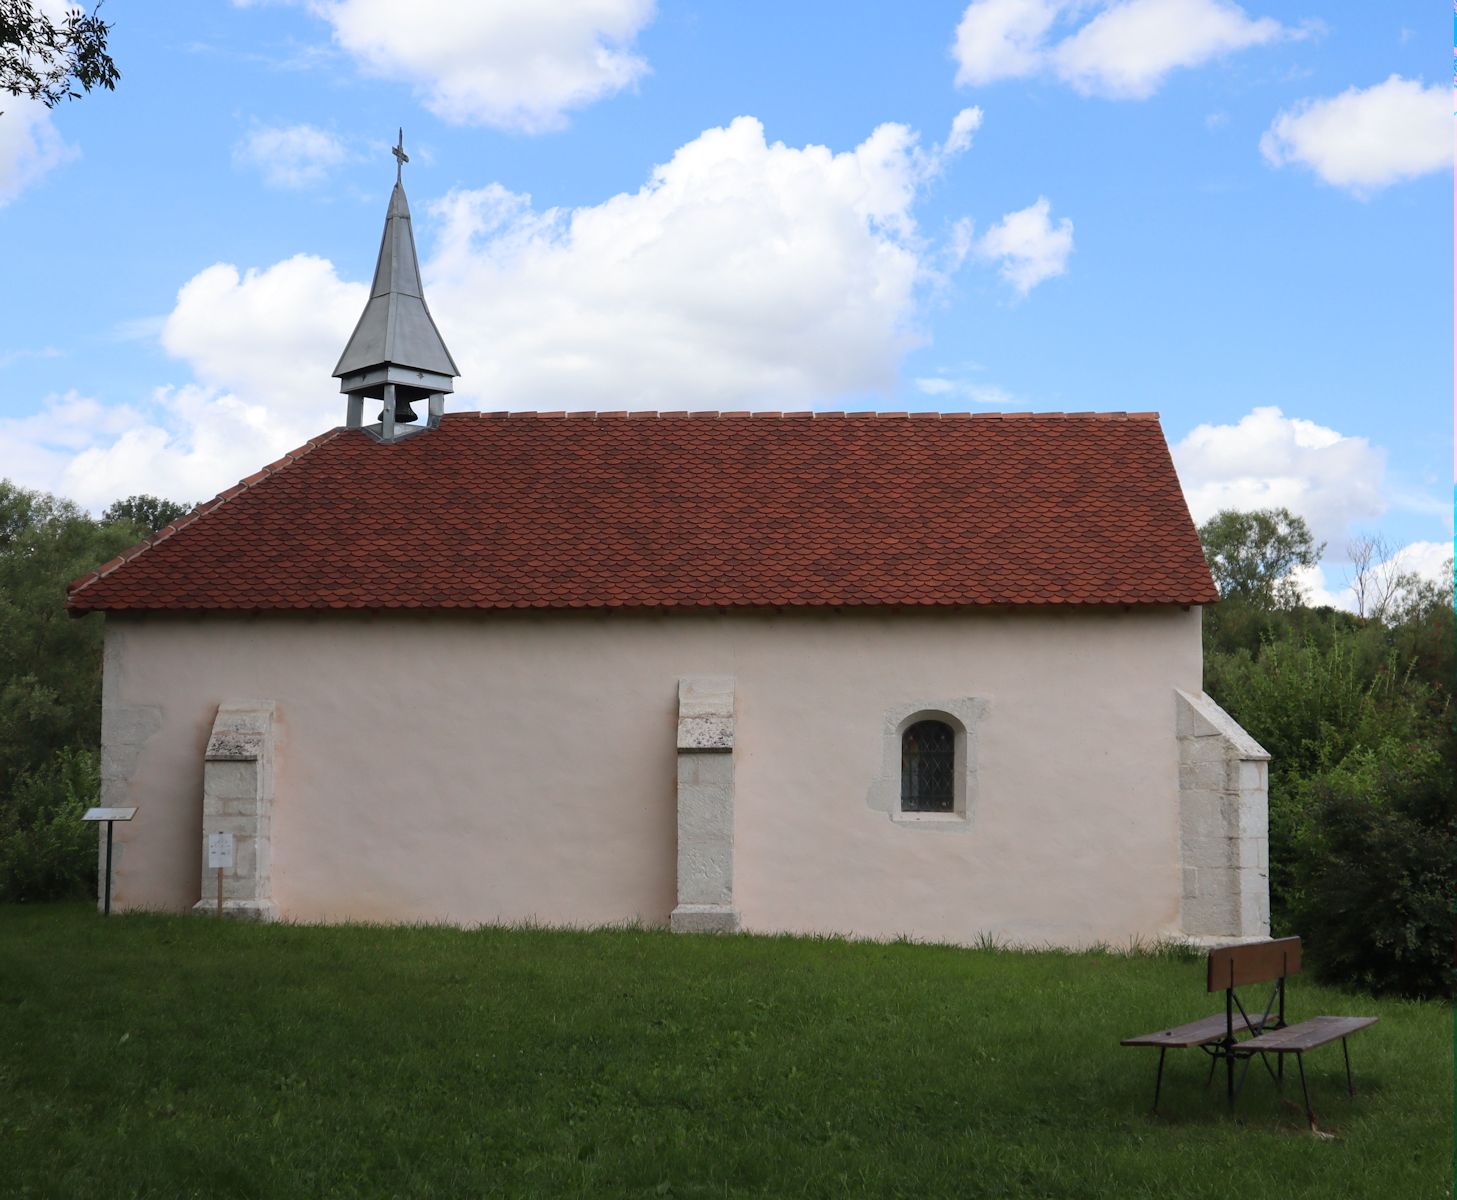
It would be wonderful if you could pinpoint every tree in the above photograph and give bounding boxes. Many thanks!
[1345,534,1421,622]
[1197,507,1324,609]
[0,480,137,799]
[103,494,191,535]
[0,0,117,109]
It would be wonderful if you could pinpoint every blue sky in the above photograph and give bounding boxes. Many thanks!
[0,1,1449,603]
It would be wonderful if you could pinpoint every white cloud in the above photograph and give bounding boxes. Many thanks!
[1172,408,1453,613]
[234,123,350,189]
[4,112,1001,506]
[305,0,656,132]
[0,97,76,206]
[0,387,283,517]
[161,254,366,415]
[953,0,1061,87]
[946,215,977,268]
[0,256,368,510]
[1380,540,1454,586]
[941,106,985,156]
[975,197,1073,295]
[1293,539,1452,613]
[914,377,1015,404]
[423,113,979,410]
[1286,562,1340,608]
[57,386,309,510]
[1171,406,1386,549]
[0,392,145,497]
[952,0,1299,99]
[1260,75,1451,193]
[2,377,354,513]
[1051,0,1284,99]
[0,345,62,369]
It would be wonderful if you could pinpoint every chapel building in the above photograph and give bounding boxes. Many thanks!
[68,157,1271,947]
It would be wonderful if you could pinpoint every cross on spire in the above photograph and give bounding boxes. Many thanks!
[392,128,408,182]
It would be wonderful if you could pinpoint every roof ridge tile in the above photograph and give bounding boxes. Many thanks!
[446,408,1163,422]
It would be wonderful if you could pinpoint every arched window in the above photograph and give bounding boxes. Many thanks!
[901,720,955,813]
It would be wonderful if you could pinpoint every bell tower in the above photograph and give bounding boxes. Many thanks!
[333,130,459,442]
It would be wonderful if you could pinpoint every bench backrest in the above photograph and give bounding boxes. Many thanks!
[1206,936,1302,993]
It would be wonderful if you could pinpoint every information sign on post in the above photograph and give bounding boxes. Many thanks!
[207,832,235,917]
[207,832,235,870]
[81,806,138,917]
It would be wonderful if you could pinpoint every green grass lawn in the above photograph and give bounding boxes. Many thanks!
[0,905,1449,1199]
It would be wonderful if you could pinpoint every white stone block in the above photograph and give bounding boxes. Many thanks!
[1182,834,1231,872]
[1179,792,1225,844]
[191,898,278,922]
[695,754,733,785]
[669,904,740,933]
[1179,760,1227,792]
[1175,689,1271,760]
[676,676,736,750]
[1176,690,1271,940]
[1236,791,1269,840]
[1182,735,1230,764]
[205,731,265,761]
[1238,759,1266,792]
[677,716,734,751]
[204,761,257,802]
[219,794,259,818]
[677,676,736,719]
[1233,836,1266,870]
[198,701,276,921]
[673,677,739,933]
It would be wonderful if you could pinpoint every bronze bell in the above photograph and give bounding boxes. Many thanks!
[379,394,418,424]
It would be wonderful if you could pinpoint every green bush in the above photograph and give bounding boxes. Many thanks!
[1205,637,1434,780]
[0,481,143,799]
[0,747,99,902]
[1290,739,1455,999]
[1206,631,1444,931]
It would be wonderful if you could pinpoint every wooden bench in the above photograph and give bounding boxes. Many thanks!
[1121,936,1377,1128]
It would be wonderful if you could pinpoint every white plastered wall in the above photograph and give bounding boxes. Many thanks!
[98,606,1207,945]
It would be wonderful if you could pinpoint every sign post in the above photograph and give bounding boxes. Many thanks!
[81,807,138,917]
[207,832,235,918]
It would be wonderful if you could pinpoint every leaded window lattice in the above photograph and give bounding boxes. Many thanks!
[901,720,955,812]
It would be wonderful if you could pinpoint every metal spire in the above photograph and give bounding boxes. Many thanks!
[333,131,458,442]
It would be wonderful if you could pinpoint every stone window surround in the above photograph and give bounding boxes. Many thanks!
[869,697,987,829]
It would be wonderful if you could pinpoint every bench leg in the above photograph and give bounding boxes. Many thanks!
[1153,1047,1166,1112]
[1342,1037,1354,1097]
[1226,1043,1236,1110]
[1204,1050,1218,1088]
[1233,1050,1256,1106]
[1296,1053,1316,1131]
[1254,1049,1280,1087]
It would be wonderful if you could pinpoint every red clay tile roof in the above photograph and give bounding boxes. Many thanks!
[67,411,1218,613]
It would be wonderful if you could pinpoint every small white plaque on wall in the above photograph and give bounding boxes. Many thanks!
[207,832,235,870]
